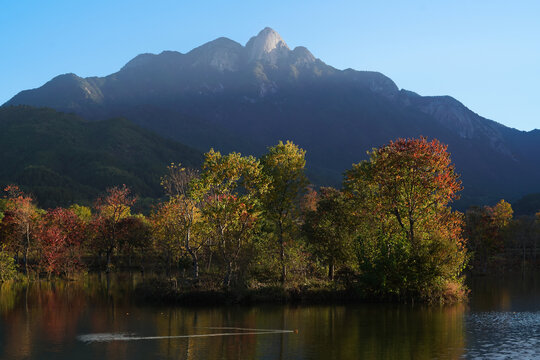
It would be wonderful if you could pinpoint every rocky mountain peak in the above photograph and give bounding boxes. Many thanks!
[187,37,243,71]
[245,27,290,63]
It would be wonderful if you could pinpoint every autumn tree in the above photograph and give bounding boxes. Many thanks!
[344,137,468,302]
[0,247,17,281]
[69,204,92,223]
[303,187,357,280]
[36,208,86,278]
[92,185,136,272]
[151,200,184,276]
[0,199,5,223]
[1,186,40,274]
[117,215,151,270]
[260,141,308,285]
[192,149,269,288]
[489,200,514,228]
[158,163,203,282]
[0,198,16,281]
[466,199,513,271]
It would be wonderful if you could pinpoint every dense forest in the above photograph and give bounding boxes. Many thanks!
[1,138,538,304]
[0,106,203,209]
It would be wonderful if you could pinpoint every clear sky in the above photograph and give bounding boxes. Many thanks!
[1,0,538,130]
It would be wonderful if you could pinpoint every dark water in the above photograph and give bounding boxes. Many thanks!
[0,273,539,359]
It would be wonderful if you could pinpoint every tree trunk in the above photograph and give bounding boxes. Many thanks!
[192,253,199,284]
[166,251,172,278]
[409,217,415,247]
[185,228,199,284]
[278,221,286,285]
[206,252,213,272]
[25,223,30,275]
[223,261,233,288]
[106,247,113,273]
[328,260,335,281]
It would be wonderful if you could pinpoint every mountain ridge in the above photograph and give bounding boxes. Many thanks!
[4,27,539,207]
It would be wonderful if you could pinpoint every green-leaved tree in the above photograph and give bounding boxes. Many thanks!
[192,150,269,288]
[260,141,308,285]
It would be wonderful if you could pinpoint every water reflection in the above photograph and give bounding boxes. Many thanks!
[0,273,538,359]
[468,272,540,311]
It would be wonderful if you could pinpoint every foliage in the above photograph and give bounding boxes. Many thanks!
[91,185,136,271]
[151,197,201,276]
[36,208,86,277]
[158,163,202,281]
[260,141,308,284]
[1,185,40,274]
[0,137,480,303]
[465,200,513,271]
[117,215,152,268]
[344,137,468,302]
[192,149,269,288]
[303,187,357,280]
[0,247,17,281]
[0,199,6,223]
[69,204,92,222]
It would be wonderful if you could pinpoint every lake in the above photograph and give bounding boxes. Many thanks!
[0,272,539,359]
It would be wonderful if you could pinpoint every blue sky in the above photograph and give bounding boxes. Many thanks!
[1,0,538,130]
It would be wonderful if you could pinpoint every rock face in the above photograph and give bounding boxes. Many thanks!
[4,27,540,207]
[399,93,514,158]
[245,27,290,63]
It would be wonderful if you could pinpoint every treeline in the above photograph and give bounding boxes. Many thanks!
[465,199,540,273]
[0,137,500,303]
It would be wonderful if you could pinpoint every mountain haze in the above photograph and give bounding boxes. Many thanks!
[5,27,540,207]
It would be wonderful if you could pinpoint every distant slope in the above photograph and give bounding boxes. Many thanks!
[0,106,202,209]
[5,28,540,207]
[513,193,540,216]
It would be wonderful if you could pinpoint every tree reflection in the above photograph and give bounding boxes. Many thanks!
[1,276,468,360]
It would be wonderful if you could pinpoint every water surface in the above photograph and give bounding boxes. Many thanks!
[0,273,539,359]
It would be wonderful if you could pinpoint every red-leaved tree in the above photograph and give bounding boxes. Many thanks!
[345,137,468,302]
[37,208,87,278]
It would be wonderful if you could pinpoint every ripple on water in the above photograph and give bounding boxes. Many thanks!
[465,311,540,359]
[77,333,134,343]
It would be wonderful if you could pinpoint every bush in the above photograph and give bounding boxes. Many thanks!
[0,248,17,281]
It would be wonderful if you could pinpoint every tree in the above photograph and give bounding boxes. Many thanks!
[0,246,17,281]
[344,137,468,302]
[192,149,269,288]
[0,199,6,224]
[303,187,357,280]
[92,185,136,272]
[260,141,308,285]
[151,200,184,276]
[117,215,151,270]
[465,199,513,271]
[159,163,202,282]
[489,199,513,228]
[36,208,86,277]
[69,204,92,223]
[1,185,40,274]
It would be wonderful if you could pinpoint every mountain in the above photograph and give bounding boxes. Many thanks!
[513,193,540,216]
[0,106,202,209]
[5,27,540,208]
